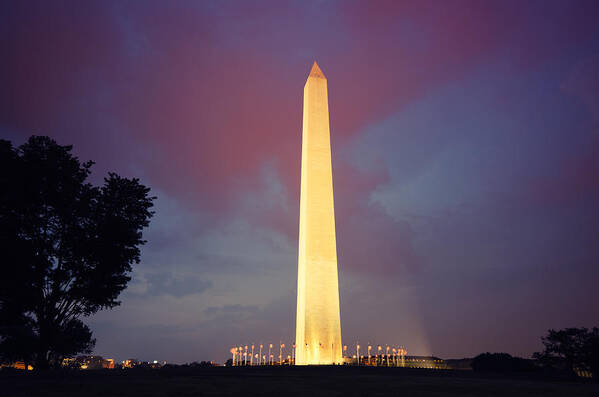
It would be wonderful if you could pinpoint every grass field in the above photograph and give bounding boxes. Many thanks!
[2,366,598,397]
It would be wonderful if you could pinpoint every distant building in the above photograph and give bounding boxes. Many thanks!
[122,359,140,368]
[342,355,447,369]
[63,355,115,369]
[401,356,447,369]
[0,361,33,370]
[121,359,164,369]
[103,358,115,369]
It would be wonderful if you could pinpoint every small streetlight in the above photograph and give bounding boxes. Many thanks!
[259,345,263,365]
[356,343,360,366]
[251,345,255,366]
[279,342,285,365]
[292,343,296,365]
[368,345,372,365]
[386,346,390,366]
[400,346,407,367]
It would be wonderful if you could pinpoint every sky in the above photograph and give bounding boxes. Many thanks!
[2,0,599,364]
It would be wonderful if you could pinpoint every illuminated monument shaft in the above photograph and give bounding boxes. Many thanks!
[295,62,342,365]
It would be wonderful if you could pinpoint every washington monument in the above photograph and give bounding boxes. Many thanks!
[295,62,343,365]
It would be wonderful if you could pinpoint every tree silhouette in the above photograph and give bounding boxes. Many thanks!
[472,352,535,372]
[533,327,599,377]
[0,136,155,369]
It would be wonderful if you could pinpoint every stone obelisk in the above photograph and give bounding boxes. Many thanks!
[295,62,342,365]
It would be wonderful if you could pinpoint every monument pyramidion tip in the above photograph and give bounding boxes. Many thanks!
[308,61,326,79]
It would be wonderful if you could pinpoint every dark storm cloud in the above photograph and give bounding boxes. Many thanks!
[143,272,212,298]
[204,304,260,316]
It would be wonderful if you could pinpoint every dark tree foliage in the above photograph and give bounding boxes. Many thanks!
[471,352,535,372]
[533,327,599,377]
[187,361,216,367]
[0,136,155,369]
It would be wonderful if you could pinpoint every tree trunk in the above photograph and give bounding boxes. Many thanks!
[34,348,50,370]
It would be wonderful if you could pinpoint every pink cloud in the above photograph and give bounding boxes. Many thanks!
[2,1,598,277]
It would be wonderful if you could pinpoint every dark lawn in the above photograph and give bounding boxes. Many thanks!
[2,366,597,397]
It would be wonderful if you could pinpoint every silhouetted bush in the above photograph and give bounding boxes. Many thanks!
[533,327,599,379]
[472,353,535,372]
